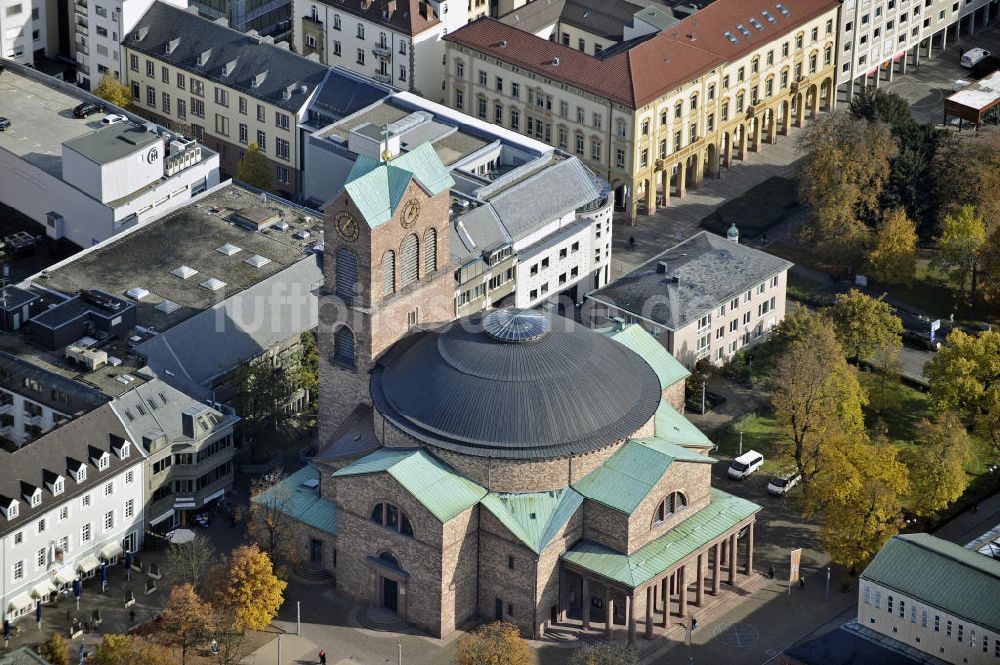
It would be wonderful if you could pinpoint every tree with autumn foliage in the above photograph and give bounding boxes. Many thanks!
[829,290,903,363]
[155,584,214,665]
[236,143,273,192]
[217,544,286,631]
[94,74,133,109]
[37,633,69,665]
[868,208,917,285]
[92,634,175,665]
[906,413,971,516]
[247,469,302,578]
[455,622,533,665]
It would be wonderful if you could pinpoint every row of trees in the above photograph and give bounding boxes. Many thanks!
[455,622,638,665]
[37,544,286,665]
[765,292,976,568]
[797,90,1000,305]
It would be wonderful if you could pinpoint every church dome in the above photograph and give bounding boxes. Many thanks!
[370,309,661,460]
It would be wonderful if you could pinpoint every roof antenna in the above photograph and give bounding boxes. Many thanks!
[380,122,393,162]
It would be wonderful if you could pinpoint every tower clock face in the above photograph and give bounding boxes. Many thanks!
[335,211,359,241]
[400,198,421,229]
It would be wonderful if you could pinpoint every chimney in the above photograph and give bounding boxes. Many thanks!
[656,261,668,274]
[671,276,680,284]
[612,316,626,332]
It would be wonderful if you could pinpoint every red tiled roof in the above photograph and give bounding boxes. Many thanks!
[315,0,439,35]
[445,0,838,108]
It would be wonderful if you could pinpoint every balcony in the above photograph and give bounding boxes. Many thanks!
[373,71,392,84]
[372,44,391,58]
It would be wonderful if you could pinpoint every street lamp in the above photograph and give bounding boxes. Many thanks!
[739,430,744,456]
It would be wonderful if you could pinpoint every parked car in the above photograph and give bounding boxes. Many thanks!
[0,117,10,132]
[728,450,764,480]
[101,113,128,125]
[73,102,103,118]
[767,472,801,496]
[961,47,991,68]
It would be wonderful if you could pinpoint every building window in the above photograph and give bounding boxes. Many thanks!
[104,482,113,497]
[356,23,364,38]
[370,503,414,537]
[275,112,290,130]
[652,491,687,525]
[215,114,230,136]
[334,326,355,368]
[129,54,139,71]
[191,98,204,118]
[454,89,464,111]
[256,130,266,151]
[335,247,358,304]
[177,72,185,90]
[81,523,91,543]
[177,99,186,119]
[333,14,340,29]
[13,560,23,581]
[190,78,204,97]
[382,250,396,296]
[590,138,601,162]
[239,123,248,144]
[616,149,625,168]
[125,499,134,520]
[400,234,419,286]
[276,138,290,161]
[104,510,114,531]
[146,86,156,107]
[146,60,154,77]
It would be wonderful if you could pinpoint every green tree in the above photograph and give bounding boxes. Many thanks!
[37,633,70,665]
[155,584,214,665]
[217,544,286,632]
[829,290,904,362]
[868,208,917,285]
[94,74,133,109]
[236,143,273,192]
[933,133,1000,237]
[796,114,898,270]
[906,413,971,516]
[228,359,296,459]
[768,316,868,488]
[934,204,986,299]
[455,622,533,665]
[292,330,318,409]
[568,642,639,665]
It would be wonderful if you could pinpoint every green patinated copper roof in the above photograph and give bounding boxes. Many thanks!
[596,323,689,390]
[652,399,715,450]
[481,488,583,554]
[561,488,760,589]
[333,447,487,522]
[862,533,1000,632]
[252,465,337,536]
[344,142,455,228]
[571,437,712,515]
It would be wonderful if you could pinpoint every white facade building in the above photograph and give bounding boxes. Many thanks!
[0,64,220,249]
[75,0,188,90]
[836,0,998,101]
[295,0,468,100]
[0,404,145,623]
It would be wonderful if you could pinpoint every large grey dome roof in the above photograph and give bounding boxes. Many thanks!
[370,310,662,459]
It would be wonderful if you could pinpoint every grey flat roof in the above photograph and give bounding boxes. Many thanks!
[0,286,40,311]
[0,68,107,177]
[588,231,793,330]
[63,124,160,165]
[39,184,320,330]
[0,351,110,416]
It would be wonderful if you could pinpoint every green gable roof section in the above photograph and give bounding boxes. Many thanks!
[596,323,689,391]
[333,447,487,522]
[862,533,1000,633]
[481,489,583,555]
[561,489,760,589]
[571,437,713,515]
[652,400,715,450]
[252,465,337,536]
[344,142,455,228]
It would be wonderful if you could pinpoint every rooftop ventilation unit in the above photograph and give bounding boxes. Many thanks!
[499,39,508,47]
[155,300,180,313]
[244,254,271,268]
[761,9,776,23]
[216,243,241,256]
[656,261,668,274]
[200,278,227,291]
[171,265,198,279]
[125,287,150,300]
[551,57,560,66]
[775,3,790,16]
[724,31,738,43]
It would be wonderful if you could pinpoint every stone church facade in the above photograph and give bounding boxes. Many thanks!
[259,141,762,641]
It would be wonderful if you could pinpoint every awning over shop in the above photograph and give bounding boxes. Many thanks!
[54,567,76,585]
[203,488,225,503]
[99,542,123,561]
[31,580,56,599]
[7,592,33,612]
[76,554,100,573]
[149,509,174,527]
[174,498,196,510]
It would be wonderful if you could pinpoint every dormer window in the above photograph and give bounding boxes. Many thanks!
[119,442,130,459]
[76,468,87,483]
[4,501,19,520]
[53,479,64,496]
[30,492,41,508]
[98,455,109,470]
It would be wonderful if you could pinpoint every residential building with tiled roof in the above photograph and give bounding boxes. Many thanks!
[294,0,468,99]
[859,533,1000,665]
[444,0,840,222]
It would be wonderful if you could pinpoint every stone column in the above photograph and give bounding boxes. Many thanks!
[677,565,688,618]
[712,542,722,595]
[746,522,755,576]
[677,162,687,198]
[768,110,777,144]
[399,581,407,622]
[661,170,670,208]
[728,533,737,585]
[693,152,704,188]
[645,586,654,639]
[582,577,591,630]
[941,27,948,53]
[627,593,637,645]
[720,539,727,566]
[646,178,656,216]
[696,553,705,606]
[605,591,614,641]
[660,577,669,627]
[723,132,732,167]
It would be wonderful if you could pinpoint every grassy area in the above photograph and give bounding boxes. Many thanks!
[700,176,799,239]
[713,410,787,474]
[786,271,837,307]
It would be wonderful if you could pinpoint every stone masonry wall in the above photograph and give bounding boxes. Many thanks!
[439,506,479,635]
[663,381,685,413]
[477,509,540,636]
[583,500,630,552]
[628,461,713,553]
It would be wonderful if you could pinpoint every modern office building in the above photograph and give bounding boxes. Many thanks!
[303,91,613,313]
[444,0,840,222]
[0,62,220,249]
[586,229,792,367]
[860,533,1000,665]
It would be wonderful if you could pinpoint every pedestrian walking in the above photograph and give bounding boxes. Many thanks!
[129,609,136,624]
[628,236,635,250]
[768,564,775,579]
[319,649,327,664]
[799,576,806,591]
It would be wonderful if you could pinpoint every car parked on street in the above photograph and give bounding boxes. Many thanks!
[728,450,764,480]
[0,117,10,131]
[961,47,991,68]
[767,472,801,496]
[101,113,128,125]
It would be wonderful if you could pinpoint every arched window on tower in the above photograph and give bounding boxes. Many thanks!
[334,325,355,368]
[382,250,396,296]
[400,234,419,287]
[652,491,688,526]
[423,228,437,274]
[335,247,358,305]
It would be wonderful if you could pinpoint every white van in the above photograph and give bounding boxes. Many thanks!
[961,48,990,68]
[728,450,764,480]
